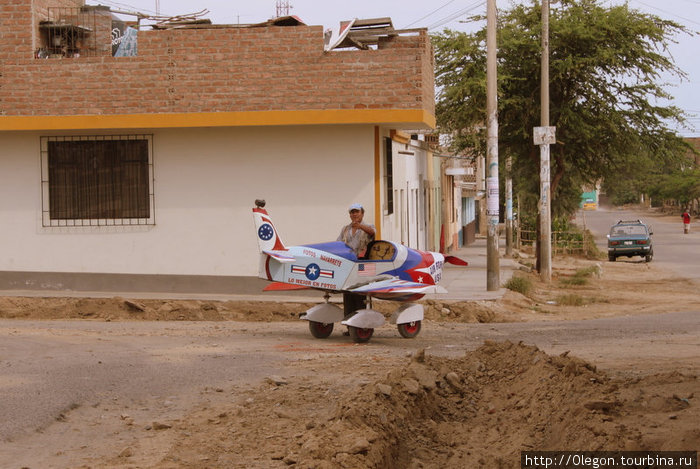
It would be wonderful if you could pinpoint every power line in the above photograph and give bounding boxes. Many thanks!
[403,0,459,28]
[629,0,700,27]
[427,0,486,30]
[87,0,160,17]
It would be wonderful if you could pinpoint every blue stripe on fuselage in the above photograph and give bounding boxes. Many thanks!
[302,241,358,261]
[383,248,422,281]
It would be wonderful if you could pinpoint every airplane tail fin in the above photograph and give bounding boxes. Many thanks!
[252,199,286,252]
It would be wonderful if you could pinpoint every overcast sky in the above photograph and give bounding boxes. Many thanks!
[95,0,700,136]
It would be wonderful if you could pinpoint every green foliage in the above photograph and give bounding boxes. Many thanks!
[559,265,599,286]
[647,168,700,206]
[556,294,585,306]
[433,0,691,220]
[604,178,644,205]
[575,265,601,277]
[518,211,537,232]
[520,214,573,233]
[582,230,603,259]
[552,216,572,232]
[560,276,587,286]
[504,274,533,296]
[601,144,698,205]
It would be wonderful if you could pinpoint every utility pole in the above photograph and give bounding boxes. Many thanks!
[534,0,554,282]
[486,0,500,291]
[505,155,513,256]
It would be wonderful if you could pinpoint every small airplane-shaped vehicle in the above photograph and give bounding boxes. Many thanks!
[252,200,467,343]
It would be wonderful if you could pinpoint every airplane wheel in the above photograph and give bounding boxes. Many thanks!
[308,321,334,339]
[348,326,374,343]
[397,320,421,338]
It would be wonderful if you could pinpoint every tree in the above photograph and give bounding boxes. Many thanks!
[434,0,692,219]
[648,168,700,209]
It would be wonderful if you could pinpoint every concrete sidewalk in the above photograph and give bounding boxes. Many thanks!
[0,238,518,303]
[427,236,517,301]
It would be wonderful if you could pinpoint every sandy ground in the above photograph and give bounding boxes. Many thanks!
[0,254,699,468]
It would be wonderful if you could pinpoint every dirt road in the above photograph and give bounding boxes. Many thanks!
[0,309,698,468]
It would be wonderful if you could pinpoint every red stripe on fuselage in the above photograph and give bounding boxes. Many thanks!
[406,251,437,285]
[265,256,272,281]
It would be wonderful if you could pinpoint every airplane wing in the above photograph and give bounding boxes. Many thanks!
[349,278,447,296]
[263,250,296,263]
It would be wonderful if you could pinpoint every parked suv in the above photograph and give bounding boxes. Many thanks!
[607,219,653,262]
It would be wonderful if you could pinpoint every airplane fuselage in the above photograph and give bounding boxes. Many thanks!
[260,240,445,297]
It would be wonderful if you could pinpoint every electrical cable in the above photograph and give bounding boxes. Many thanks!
[427,0,486,30]
[87,0,161,17]
[630,0,700,27]
[403,0,459,28]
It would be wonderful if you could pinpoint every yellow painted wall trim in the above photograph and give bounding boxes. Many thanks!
[0,109,436,131]
[390,129,411,144]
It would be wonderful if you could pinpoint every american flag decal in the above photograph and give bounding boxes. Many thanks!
[358,263,376,276]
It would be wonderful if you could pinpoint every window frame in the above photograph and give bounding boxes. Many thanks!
[40,134,155,227]
[384,137,394,215]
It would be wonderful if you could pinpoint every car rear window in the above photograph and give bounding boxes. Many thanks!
[611,225,647,236]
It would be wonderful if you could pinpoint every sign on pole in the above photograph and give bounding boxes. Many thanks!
[533,126,556,145]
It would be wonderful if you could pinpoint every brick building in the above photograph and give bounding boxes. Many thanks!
[0,0,437,294]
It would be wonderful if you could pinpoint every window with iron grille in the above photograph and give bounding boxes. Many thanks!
[38,7,102,58]
[41,135,154,227]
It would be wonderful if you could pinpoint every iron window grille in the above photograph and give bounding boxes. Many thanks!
[41,135,155,227]
[38,7,102,58]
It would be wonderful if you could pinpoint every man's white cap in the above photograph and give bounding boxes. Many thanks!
[348,203,363,212]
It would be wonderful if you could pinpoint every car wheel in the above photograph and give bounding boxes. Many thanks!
[645,252,653,263]
[608,254,616,262]
[397,320,421,338]
[308,321,334,339]
[348,326,373,343]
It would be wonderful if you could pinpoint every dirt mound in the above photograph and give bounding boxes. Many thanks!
[155,342,697,468]
[423,296,525,323]
[0,295,518,325]
[0,296,317,322]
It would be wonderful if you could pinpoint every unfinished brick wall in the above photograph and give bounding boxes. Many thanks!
[1,0,34,62]
[380,33,436,116]
[0,3,434,119]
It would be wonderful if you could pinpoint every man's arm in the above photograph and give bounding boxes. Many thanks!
[353,222,375,238]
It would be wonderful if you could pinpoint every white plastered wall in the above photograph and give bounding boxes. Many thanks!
[0,125,376,276]
[383,135,428,250]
